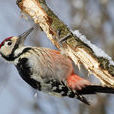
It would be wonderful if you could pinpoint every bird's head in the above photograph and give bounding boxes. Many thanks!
[0,27,34,60]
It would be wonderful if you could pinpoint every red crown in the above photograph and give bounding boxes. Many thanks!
[0,37,13,48]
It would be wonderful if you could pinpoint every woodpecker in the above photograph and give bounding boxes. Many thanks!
[0,27,114,105]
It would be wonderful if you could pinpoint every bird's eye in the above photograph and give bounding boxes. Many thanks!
[7,42,12,46]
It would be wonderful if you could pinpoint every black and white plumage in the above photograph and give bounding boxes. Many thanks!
[0,27,114,105]
[14,46,89,104]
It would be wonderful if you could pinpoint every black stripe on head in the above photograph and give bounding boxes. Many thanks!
[8,35,27,59]
[1,47,32,61]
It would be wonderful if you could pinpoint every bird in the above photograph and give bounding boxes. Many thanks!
[0,26,114,105]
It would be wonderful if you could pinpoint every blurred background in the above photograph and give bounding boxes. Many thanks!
[0,0,114,114]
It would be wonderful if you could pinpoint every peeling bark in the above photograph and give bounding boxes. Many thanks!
[16,0,114,87]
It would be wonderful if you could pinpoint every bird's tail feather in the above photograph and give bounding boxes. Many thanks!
[77,85,114,95]
[76,94,90,105]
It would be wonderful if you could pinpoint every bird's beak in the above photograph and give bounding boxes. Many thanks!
[17,27,34,46]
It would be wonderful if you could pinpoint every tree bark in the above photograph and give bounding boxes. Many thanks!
[16,0,114,87]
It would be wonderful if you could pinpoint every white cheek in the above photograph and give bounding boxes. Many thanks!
[1,46,11,56]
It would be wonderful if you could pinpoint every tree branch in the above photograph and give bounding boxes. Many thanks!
[16,0,114,87]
